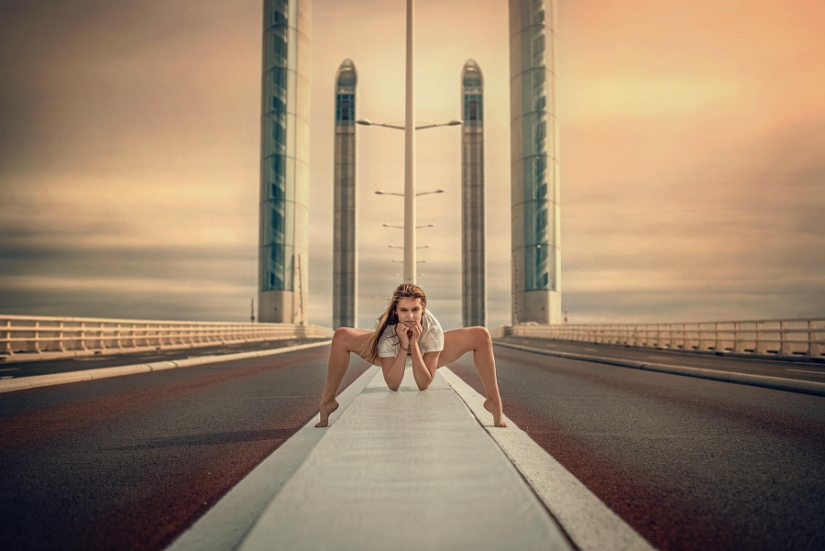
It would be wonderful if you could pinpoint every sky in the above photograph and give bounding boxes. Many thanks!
[1,0,823,330]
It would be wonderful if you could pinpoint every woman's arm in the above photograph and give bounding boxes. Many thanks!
[380,349,407,391]
[409,345,439,390]
[379,323,410,391]
[408,321,439,390]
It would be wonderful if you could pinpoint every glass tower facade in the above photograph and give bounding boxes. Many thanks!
[509,0,562,324]
[259,0,311,323]
[461,60,487,328]
[333,59,358,329]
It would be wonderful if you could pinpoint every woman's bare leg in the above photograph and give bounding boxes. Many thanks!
[439,327,506,427]
[316,327,372,427]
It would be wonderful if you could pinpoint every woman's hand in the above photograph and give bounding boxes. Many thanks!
[395,323,411,349]
[408,321,423,348]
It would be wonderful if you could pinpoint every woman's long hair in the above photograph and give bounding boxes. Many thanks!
[360,283,427,364]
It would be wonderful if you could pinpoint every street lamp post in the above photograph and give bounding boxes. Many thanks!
[356,0,462,284]
[404,0,416,283]
[357,126,457,282]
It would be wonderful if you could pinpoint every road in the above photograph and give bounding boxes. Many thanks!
[451,341,825,551]
[0,344,368,551]
[497,336,825,384]
[2,340,824,550]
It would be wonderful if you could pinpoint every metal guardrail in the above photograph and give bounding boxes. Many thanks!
[490,318,825,358]
[0,314,333,361]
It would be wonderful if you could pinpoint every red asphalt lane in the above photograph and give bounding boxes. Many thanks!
[448,345,825,551]
[0,346,370,551]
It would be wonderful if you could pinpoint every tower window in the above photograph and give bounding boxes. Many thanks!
[464,93,482,123]
[336,93,355,124]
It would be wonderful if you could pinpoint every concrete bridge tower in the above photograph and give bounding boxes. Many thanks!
[333,59,358,329]
[258,0,311,324]
[509,0,562,324]
[461,60,487,328]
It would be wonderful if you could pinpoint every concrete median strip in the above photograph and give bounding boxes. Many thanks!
[168,365,655,551]
[440,368,655,551]
[494,340,825,398]
[237,368,572,551]
[0,341,331,394]
[166,365,380,551]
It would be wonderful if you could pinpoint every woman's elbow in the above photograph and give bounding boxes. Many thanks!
[415,376,433,391]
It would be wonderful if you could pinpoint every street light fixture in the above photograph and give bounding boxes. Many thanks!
[357,119,462,131]
[375,189,444,197]
[383,223,435,229]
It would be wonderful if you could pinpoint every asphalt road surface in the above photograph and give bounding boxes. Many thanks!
[497,336,825,384]
[0,344,368,551]
[449,343,825,551]
[3,340,824,551]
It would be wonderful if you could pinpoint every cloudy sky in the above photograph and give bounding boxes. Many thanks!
[1,0,823,330]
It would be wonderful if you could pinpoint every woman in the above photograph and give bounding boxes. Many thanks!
[316,283,506,427]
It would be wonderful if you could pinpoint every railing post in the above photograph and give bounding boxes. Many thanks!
[733,322,745,352]
[779,321,791,356]
[33,320,41,353]
[79,322,86,351]
[714,323,724,352]
[58,321,65,352]
[3,319,12,355]
[755,322,767,354]
[806,320,821,357]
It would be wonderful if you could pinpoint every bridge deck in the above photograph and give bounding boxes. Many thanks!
[170,366,572,551]
[240,368,570,550]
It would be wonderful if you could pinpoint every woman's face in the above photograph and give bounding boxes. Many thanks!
[395,297,424,327]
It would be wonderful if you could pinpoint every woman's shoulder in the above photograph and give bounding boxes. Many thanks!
[378,321,396,340]
[423,309,442,331]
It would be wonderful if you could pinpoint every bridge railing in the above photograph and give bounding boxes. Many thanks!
[490,318,825,358]
[0,314,333,362]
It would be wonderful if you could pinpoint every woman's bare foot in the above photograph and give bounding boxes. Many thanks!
[483,398,507,427]
[315,399,339,427]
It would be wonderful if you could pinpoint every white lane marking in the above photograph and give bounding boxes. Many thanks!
[164,365,379,551]
[0,367,21,372]
[786,368,825,376]
[440,367,655,551]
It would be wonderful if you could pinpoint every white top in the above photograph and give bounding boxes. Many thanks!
[377,310,445,363]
